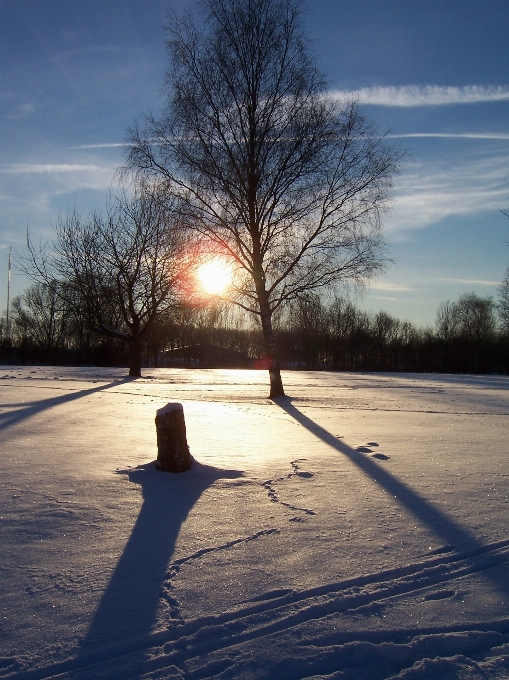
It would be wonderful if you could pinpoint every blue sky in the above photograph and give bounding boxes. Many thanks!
[1,0,508,326]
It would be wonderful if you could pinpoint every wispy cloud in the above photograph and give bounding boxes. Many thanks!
[332,85,509,107]
[66,132,509,148]
[439,278,501,286]
[388,132,509,140]
[0,162,116,194]
[370,282,414,292]
[387,150,509,236]
[0,163,107,174]
[369,295,398,302]
[3,102,36,121]
[68,143,126,149]
[0,162,117,239]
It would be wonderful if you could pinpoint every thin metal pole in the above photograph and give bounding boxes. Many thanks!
[6,247,11,339]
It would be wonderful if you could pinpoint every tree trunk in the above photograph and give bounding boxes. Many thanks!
[257,291,285,398]
[129,334,142,377]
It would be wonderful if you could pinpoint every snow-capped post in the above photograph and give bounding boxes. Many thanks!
[155,403,193,472]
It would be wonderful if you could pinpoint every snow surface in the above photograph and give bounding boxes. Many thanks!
[1,366,508,679]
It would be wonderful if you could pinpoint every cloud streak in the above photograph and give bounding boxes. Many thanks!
[0,163,107,174]
[3,102,37,121]
[369,295,398,302]
[68,143,127,149]
[0,162,116,196]
[386,150,509,236]
[0,162,118,240]
[370,282,415,292]
[439,278,501,286]
[332,85,509,107]
[388,132,509,140]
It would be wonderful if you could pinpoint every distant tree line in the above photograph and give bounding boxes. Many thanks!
[278,291,508,374]
[2,283,508,375]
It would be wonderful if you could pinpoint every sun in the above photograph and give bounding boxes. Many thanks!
[197,258,233,295]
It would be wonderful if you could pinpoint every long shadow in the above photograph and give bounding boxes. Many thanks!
[78,460,243,658]
[276,397,509,597]
[0,377,135,432]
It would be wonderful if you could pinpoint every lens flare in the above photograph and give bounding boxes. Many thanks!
[197,258,233,295]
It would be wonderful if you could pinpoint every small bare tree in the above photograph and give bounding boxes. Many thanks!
[22,182,188,377]
[435,300,459,343]
[126,0,402,397]
[11,282,71,354]
[454,293,497,345]
[498,268,509,334]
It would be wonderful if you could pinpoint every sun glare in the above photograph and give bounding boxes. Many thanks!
[197,259,233,295]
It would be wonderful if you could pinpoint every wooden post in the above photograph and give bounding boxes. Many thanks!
[155,403,193,472]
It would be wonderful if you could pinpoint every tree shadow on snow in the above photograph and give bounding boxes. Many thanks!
[275,397,509,598]
[0,377,136,432]
[78,460,243,657]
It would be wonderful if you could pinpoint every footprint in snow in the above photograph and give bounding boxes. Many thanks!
[423,589,456,601]
[356,444,390,460]
[425,545,456,556]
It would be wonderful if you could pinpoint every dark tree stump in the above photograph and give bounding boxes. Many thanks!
[155,403,193,473]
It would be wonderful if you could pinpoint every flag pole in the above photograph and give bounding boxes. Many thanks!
[6,246,11,340]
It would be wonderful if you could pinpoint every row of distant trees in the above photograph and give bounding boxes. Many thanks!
[281,291,509,374]
[2,283,508,375]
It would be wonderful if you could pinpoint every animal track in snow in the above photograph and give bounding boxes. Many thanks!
[262,459,316,517]
[160,528,279,620]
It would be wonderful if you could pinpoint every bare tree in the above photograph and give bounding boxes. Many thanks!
[435,300,459,343]
[498,206,509,335]
[126,0,402,397]
[498,267,509,334]
[436,295,498,345]
[454,293,497,345]
[11,282,71,354]
[22,182,188,377]
[289,294,329,369]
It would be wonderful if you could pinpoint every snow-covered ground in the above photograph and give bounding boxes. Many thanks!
[1,366,508,679]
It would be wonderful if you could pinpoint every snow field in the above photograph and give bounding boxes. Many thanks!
[0,367,508,679]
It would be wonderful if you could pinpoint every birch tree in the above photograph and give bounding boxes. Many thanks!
[127,0,402,396]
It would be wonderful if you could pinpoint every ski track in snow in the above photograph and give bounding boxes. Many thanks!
[3,539,509,679]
